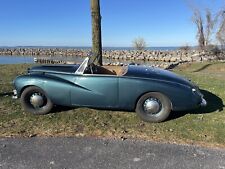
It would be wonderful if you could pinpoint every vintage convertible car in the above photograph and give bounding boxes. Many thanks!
[13,57,207,122]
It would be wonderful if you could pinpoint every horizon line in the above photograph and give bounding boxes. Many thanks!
[0,45,192,48]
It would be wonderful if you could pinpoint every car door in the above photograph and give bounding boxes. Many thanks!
[71,74,119,108]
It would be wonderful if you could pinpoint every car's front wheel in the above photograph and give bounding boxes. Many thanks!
[135,92,171,123]
[21,86,53,115]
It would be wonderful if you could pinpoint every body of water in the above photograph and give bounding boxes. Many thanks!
[0,56,34,64]
[0,55,160,65]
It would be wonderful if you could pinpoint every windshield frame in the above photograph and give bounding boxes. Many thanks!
[74,57,89,75]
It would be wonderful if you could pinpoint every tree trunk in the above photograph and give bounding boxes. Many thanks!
[91,0,103,66]
[198,19,205,50]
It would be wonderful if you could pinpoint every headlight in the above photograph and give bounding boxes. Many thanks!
[192,88,196,92]
[192,88,203,97]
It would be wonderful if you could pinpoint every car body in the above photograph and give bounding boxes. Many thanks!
[13,57,207,122]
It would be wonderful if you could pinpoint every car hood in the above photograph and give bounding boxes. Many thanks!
[125,65,195,87]
[29,65,80,74]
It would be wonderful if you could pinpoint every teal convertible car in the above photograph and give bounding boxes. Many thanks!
[13,57,206,122]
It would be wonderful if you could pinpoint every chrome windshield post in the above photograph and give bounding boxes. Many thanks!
[75,57,89,75]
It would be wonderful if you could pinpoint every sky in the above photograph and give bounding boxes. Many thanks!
[0,0,224,47]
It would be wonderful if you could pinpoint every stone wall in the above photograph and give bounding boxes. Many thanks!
[103,50,225,62]
[0,48,224,63]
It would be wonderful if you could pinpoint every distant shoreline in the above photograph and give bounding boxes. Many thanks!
[0,46,180,51]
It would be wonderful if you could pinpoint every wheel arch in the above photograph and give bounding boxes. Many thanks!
[18,85,41,98]
[14,74,72,106]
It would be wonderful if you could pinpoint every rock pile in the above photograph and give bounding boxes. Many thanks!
[0,48,224,63]
[0,48,90,57]
[103,50,225,62]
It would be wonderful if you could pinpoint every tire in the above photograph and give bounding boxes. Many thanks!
[135,92,171,123]
[21,86,53,115]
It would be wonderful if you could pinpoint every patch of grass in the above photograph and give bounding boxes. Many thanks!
[0,62,225,148]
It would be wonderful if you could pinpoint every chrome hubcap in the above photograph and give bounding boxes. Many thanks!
[30,93,44,108]
[143,98,161,114]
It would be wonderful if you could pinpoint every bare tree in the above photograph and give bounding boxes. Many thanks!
[179,43,191,51]
[189,0,220,50]
[91,0,102,66]
[192,8,205,49]
[132,37,146,50]
[205,9,221,46]
[205,9,213,46]
[217,11,225,49]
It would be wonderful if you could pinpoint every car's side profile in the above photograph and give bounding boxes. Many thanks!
[13,57,207,123]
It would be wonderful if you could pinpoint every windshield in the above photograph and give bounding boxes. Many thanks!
[75,56,128,76]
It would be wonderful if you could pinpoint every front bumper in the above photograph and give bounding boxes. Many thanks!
[192,87,207,107]
[200,97,207,107]
[12,89,18,99]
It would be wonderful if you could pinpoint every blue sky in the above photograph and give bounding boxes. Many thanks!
[0,0,224,47]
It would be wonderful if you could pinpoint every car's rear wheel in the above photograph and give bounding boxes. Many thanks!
[21,86,53,115]
[135,92,171,123]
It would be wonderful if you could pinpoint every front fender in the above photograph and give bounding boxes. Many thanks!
[140,80,201,111]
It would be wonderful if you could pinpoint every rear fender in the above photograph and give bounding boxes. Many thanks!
[14,74,74,106]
